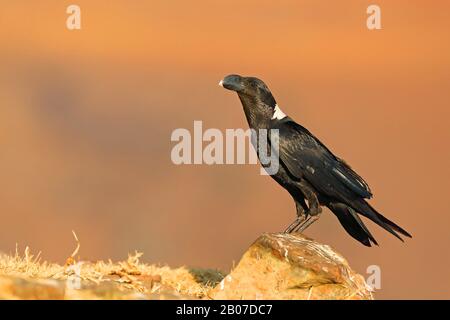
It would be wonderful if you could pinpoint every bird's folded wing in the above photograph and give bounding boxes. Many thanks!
[271,120,372,200]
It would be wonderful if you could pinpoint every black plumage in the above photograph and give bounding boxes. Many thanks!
[220,74,411,246]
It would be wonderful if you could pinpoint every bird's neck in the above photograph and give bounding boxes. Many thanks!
[238,94,274,130]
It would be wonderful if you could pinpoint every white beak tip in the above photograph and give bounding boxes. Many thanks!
[219,80,224,87]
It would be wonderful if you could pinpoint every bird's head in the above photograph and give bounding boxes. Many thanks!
[219,74,277,109]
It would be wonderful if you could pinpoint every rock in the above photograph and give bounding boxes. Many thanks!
[0,235,372,300]
[210,233,373,300]
[0,274,198,300]
[0,276,65,300]
[0,250,215,300]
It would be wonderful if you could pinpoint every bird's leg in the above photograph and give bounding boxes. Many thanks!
[284,216,306,233]
[298,180,322,216]
[296,197,309,214]
[284,200,307,233]
[293,204,322,232]
[293,180,322,233]
[294,215,320,233]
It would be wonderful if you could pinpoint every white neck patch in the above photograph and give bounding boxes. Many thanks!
[271,104,287,120]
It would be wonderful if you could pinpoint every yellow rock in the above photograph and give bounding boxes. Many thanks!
[210,233,373,300]
[0,276,65,300]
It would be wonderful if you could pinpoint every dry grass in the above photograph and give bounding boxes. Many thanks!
[0,232,373,300]
[0,235,224,300]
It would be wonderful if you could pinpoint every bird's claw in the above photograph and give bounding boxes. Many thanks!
[284,216,306,234]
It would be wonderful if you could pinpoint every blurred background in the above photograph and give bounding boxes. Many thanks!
[0,0,449,299]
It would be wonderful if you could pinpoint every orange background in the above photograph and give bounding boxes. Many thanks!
[0,1,449,299]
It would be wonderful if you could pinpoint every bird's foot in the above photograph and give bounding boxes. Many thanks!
[293,214,320,233]
[283,216,306,234]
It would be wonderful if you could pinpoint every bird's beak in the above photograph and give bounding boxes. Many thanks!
[219,74,244,92]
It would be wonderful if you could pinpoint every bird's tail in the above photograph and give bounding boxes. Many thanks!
[328,202,378,247]
[349,199,412,241]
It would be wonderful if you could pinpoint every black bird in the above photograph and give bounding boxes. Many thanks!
[219,74,411,246]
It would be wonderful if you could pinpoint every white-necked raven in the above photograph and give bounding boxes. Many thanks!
[220,74,411,246]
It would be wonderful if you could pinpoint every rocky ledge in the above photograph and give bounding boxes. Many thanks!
[210,233,373,300]
[0,233,373,300]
